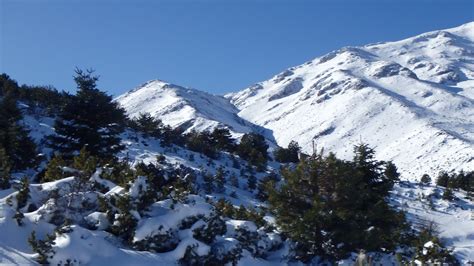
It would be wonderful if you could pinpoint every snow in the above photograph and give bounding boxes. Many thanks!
[227,22,474,179]
[115,80,263,138]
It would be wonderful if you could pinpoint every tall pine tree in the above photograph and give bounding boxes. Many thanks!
[0,76,37,170]
[49,69,126,158]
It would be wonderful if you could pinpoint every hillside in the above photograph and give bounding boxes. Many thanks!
[115,80,269,139]
[227,22,474,179]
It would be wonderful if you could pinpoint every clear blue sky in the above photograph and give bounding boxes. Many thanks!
[1,0,473,96]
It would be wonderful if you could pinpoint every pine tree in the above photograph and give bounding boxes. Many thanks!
[43,154,65,182]
[111,195,137,244]
[203,173,214,194]
[215,167,226,193]
[210,127,235,152]
[73,147,98,178]
[236,133,268,170]
[442,188,454,201]
[420,174,432,185]
[436,172,450,187]
[267,144,408,261]
[274,140,300,163]
[28,231,56,264]
[247,175,257,191]
[130,112,163,138]
[16,177,30,210]
[0,148,11,189]
[48,69,126,158]
[0,87,37,170]
[230,174,239,188]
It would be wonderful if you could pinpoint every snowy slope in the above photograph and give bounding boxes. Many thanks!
[228,22,474,179]
[1,100,473,265]
[115,80,264,138]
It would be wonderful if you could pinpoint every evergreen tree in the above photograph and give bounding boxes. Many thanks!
[230,174,239,188]
[236,133,268,170]
[185,130,217,159]
[0,86,37,170]
[48,69,126,158]
[420,174,432,185]
[16,177,30,210]
[267,144,408,261]
[384,161,400,183]
[436,172,450,188]
[203,173,214,194]
[0,148,11,189]
[215,167,226,193]
[247,175,257,191]
[274,140,300,163]
[43,154,66,182]
[28,231,56,264]
[210,127,235,152]
[130,112,163,138]
[442,188,454,201]
[73,147,98,178]
[111,195,137,244]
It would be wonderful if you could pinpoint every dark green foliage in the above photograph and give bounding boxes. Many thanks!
[214,167,226,193]
[436,172,450,188]
[73,147,98,179]
[229,174,239,188]
[160,125,185,147]
[420,174,432,185]
[42,154,66,182]
[256,173,278,201]
[247,175,257,191]
[48,69,126,158]
[236,133,268,170]
[16,177,30,210]
[442,188,454,201]
[100,158,135,186]
[179,244,202,266]
[214,199,266,228]
[186,130,217,159]
[134,229,179,253]
[0,74,69,116]
[18,84,71,116]
[14,211,24,226]
[384,161,400,183]
[0,79,37,170]
[203,173,214,194]
[0,148,11,189]
[192,214,226,244]
[267,144,409,261]
[274,140,300,163]
[28,231,56,264]
[411,222,459,265]
[210,127,235,152]
[110,195,137,244]
[436,171,473,193]
[235,227,262,257]
[129,112,163,138]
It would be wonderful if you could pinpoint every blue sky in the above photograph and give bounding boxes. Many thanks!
[1,0,473,96]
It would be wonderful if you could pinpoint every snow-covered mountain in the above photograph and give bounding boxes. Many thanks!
[116,22,473,178]
[228,22,474,179]
[116,80,263,138]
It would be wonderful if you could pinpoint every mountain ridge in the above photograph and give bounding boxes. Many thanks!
[116,22,474,179]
